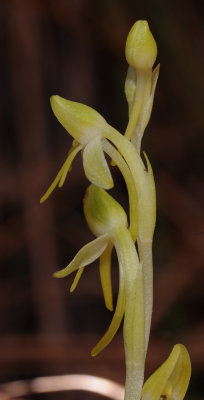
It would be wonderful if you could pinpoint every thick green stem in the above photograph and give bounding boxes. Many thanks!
[105,127,155,351]
[114,227,145,400]
[138,239,153,353]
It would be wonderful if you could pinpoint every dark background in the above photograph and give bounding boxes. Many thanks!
[0,0,203,399]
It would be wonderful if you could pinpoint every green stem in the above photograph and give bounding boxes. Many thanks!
[105,127,156,351]
[114,227,145,400]
[138,238,153,353]
[99,138,139,313]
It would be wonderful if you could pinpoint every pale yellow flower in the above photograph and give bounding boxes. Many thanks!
[54,185,145,399]
[124,20,159,153]
[40,94,155,352]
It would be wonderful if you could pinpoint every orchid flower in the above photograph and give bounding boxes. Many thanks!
[54,184,145,400]
[40,96,139,244]
[40,95,139,311]
[124,20,160,154]
[53,185,192,400]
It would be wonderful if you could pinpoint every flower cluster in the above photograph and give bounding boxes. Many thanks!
[41,20,191,400]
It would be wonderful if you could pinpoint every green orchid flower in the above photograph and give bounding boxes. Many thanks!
[54,184,146,400]
[40,96,114,201]
[142,344,191,400]
[40,95,139,312]
[124,20,159,153]
[40,96,139,244]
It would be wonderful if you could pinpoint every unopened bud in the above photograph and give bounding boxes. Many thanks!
[125,20,157,70]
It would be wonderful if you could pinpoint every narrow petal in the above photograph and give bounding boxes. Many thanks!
[82,136,113,189]
[91,255,125,356]
[40,144,82,203]
[59,143,82,187]
[142,344,191,400]
[70,267,84,292]
[99,242,113,311]
[53,234,110,278]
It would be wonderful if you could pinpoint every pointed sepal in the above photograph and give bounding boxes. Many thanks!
[50,96,107,145]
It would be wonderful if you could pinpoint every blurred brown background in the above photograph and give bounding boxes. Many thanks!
[0,0,203,399]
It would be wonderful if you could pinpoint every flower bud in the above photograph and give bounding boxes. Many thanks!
[125,20,157,70]
[84,185,127,237]
[50,95,106,145]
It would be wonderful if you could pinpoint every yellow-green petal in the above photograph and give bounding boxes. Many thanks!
[82,136,113,189]
[70,267,84,292]
[99,242,113,311]
[91,254,125,356]
[142,344,191,400]
[53,234,110,278]
[40,144,82,203]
